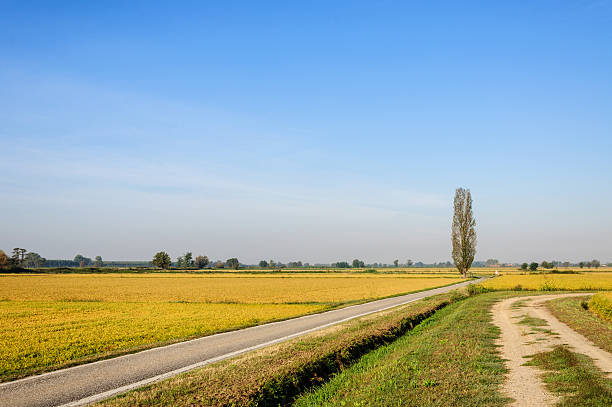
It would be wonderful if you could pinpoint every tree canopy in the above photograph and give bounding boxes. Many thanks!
[152,251,171,269]
[226,258,240,269]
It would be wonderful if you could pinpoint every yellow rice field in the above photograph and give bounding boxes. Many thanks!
[0,273,465,380]
[0,273,464,304]
[588,291,612,321]
[481,272,612,291]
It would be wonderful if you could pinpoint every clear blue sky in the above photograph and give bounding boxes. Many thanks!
[1,1,611,263]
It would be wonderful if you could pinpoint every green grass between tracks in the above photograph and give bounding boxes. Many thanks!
[525,345,612,406]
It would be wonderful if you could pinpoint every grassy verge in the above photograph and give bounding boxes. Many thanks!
[97,289,473,406]
[546,296,612,353]
[525,346,612,406]
[293,292,516,407]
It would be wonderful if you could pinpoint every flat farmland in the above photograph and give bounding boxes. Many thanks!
[0,273,465,381]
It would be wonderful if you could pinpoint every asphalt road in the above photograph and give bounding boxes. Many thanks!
[0,278,482,407]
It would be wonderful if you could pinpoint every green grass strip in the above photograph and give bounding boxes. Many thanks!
[294,293,513,407]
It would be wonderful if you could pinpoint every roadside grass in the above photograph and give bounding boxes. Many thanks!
[525,346,612,406]
[293,292,515,407]
[546,296,612,353]
[97,289,473,407]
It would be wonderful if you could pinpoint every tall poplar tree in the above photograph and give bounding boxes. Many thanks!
[452,188,477,278]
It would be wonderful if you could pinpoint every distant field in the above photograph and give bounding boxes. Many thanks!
[0,273,465,381]
[0,273,465,303]
[481,272,612,291]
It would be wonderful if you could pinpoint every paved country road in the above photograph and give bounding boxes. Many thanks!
[0,278,482,407]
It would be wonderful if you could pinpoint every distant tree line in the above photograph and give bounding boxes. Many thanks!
[151,251,241,270]
[518,259,602,271]
[1,247,607,272]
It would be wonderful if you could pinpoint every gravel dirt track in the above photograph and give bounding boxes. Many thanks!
[492,293,612,407]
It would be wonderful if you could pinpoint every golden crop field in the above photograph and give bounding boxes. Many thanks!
[0,273,464,303]
[0,273,465,381]
[481,272,612,291]
[588,291,612,321]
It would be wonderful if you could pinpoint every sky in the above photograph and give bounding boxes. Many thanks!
[1,1,611,264]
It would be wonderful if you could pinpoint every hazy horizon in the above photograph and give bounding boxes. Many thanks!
[1,2,611,264]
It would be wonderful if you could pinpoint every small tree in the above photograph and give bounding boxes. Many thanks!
[406,259,413,267]
[184,252,194,268]
[529,262,539,271]
[176,252,194,268]
[0,250,8,269]
[451,188,477,278]
[334,261,350,268]
[152,251,171,269]
[393,259,399,267]
[520,263,528,270]
[352,259,361,268]
[94,256,104,267]
[485,259,499,266]
[195,255,209,269]
[259,260,268,268]
[592,259,600,269]
[226,258,240,269]
[579,261,585,268]
[74,254,92,267]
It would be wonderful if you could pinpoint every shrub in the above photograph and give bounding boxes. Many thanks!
[466,284,489,296]
[588,292,612,322]
[539,278,557,291]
